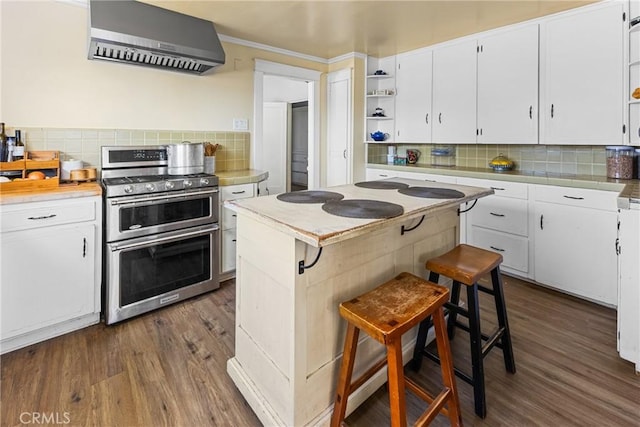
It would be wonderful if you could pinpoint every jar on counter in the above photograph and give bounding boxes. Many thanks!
[606,146,634,179]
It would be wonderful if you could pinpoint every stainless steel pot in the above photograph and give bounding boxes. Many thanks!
[166,142,204,175]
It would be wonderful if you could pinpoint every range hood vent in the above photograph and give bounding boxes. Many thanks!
[88,0,225,75]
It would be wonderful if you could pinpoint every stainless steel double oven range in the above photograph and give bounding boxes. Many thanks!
[101,146,219,324]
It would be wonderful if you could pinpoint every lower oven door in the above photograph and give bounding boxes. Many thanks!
[105,223,219,324]
[105,188,219,242]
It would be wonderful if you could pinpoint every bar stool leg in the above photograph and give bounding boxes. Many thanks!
[432,306,463,427]
[446,281,462,340]
[410,271,441,372]
[331,323,360,427]
[490,267,516,374]
[467,283,486,418]
[386,338,407,427]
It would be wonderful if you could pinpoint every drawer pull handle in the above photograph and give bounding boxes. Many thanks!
[540,214,544,230]
[232,239,236,242]
[232,190,246,195]
[490,187,505,191]
[28,214,57,220]
[490,212,505,217]
[232,214,237,217]
[379,174,388,177]
[563,195,584,200]
[490,246,505,252]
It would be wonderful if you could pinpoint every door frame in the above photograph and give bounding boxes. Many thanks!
[253,59,322,190]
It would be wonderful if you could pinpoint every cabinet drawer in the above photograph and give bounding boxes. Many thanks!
[458,178,528,199]
[221,205,237,231]
[533,185,618,211]
[1,200,96,233]
[469,196,528,236]
[220,183,255,201]
[365,169,398,180]
[221,229,237,273]
[470,226,529,274]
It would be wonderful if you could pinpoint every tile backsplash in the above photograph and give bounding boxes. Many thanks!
[368,143,609,176]
[18,127,250,172]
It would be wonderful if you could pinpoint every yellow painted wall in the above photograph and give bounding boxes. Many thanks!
[0,0,329,132]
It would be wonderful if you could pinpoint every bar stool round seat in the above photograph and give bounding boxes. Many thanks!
[412,244,516,419]
[331,272,463,427]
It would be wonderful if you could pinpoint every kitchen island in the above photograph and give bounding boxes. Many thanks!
[225,178,493,426]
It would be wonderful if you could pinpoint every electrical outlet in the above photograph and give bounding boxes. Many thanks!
[233,118,249,131]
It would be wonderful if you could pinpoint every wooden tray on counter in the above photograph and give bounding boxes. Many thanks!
[0,151,60,192]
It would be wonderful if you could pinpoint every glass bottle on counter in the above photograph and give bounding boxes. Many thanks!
[13,129,24,160]
[0,122,8,162]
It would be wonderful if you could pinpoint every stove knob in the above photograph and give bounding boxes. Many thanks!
[165,181,175,190]
[123,185,134,194]
[184,180,193,187]
[145,183,156,192]
[200,178,210,186]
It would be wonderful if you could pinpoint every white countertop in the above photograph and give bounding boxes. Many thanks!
[226,178,493,247]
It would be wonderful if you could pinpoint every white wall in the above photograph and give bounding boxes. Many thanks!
[263,75,308,103]
[0,0,327,132]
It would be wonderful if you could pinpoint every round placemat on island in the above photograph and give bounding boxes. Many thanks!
[354,181,410,190]
[321,199,404,219]
[398,187,466,199]
[276,190,345,204]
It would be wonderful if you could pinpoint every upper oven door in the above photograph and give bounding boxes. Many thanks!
[106,188,218,242]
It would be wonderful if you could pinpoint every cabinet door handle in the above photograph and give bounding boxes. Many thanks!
[490,212,505,217]
[529,105,533,119]
[438,113,442,124]
[83,237,87,258]
[490,246,505,252]
[540,214,544,230]
[425,113,429,124]
[638,127,640,138]
[551,104,554,118]
[28,214,57,220]
[490,187,505,191]
[563,195,584,200]
[232,190,246,195]
[615,238,620,255]
[343,149,347,159]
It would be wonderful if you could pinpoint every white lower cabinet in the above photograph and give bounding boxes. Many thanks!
[533,185,619,306]
[617,205,640,371]
[0,196,102,354]
[458,178,532,278]
[220,183,256,279]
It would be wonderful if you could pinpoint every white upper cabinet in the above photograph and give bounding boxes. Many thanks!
[432,39,478,144]
[540,2,624,145]
[395,50,433,143]
[477,24,539,144]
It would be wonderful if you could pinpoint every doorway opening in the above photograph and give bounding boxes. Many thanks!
[253,60,321,196]
[290,101,308,191]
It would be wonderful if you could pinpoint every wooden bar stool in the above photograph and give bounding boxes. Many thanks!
[411,244,516,418]
[331,272,463,427]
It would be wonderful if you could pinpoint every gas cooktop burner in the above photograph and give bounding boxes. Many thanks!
[277,191,344,204]
[398,187,466,199]
[355,181,410,190]
[322,199,404,219]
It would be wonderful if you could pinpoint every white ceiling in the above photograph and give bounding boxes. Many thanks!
[143,0,600,59]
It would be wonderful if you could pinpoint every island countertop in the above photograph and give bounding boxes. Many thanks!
[226,178,493,247]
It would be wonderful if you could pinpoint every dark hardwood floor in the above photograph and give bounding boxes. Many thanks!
[1,276,638,426]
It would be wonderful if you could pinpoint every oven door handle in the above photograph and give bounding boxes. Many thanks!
[109,188,218,206]
[109,224,219,252]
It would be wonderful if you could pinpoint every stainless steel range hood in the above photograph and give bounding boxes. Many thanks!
[88,0,225,75]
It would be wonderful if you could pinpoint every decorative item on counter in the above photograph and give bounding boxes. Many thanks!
[633,88,640,99]
[431,146,455,167]
[605,146,634,179]
[489,153,515,172]
[13,130,24,160]
[370,131,389,142]
[61,159,84,180]
[373,69,387,75]
[203,142,219,175]
[0,122,8,162]
[69,168,97,182]
[394,157,407,165]
[406,149,421,164]
[387,145,396,165]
